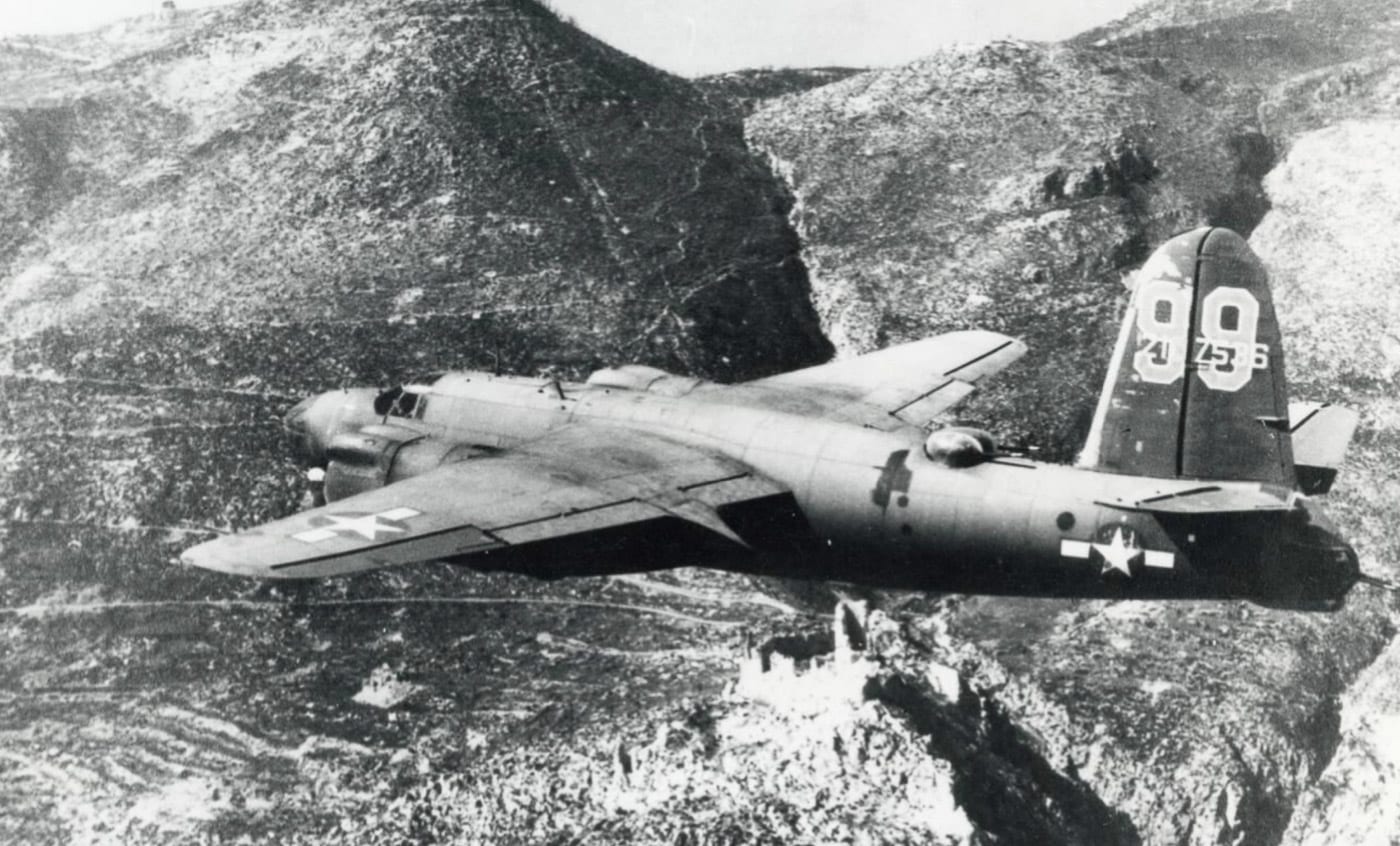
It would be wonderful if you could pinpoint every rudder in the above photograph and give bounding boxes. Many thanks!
[1079,227,1294,484]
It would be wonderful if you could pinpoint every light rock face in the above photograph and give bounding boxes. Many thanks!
[1253,120,1400,394]
[1283,636,1400,846]
[1249,120,1400,573]
[352,664,423,709]
[329,605,1147,845]
[1250,121,1400,844]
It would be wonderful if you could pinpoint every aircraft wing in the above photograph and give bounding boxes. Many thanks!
[182,426,786,579]
[1095,484,1296,515]
[741,330,1026,429]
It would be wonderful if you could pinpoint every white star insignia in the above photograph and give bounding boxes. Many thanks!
[1060,529,1174,573]
[323,513,407,540]
[1094,527,1142,577]
[293,508,421,544]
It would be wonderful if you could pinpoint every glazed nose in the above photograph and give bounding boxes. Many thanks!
[283,395,324,465]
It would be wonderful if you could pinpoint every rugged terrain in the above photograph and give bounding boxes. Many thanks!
[0,0,831,382]
[3,0,1400,843]
[1251,117,1400,844]
[742,0,1400,842]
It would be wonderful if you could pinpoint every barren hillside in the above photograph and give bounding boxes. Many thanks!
[2,0,1399,843]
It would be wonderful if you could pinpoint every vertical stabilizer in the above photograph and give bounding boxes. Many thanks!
[1079,227,1294,484]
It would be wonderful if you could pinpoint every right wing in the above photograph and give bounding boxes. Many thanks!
[1095,483,1296,515]
[737,330,1026,430]
[182,426,789,579]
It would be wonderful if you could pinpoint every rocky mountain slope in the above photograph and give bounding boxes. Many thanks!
[747,38,1271,453]
[0,0,834,616]
[0,1,835,841]
[0,0,830,384]
[1075,0,1399,89]
[3,0,1400,843]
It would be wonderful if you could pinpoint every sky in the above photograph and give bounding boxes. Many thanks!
[0,0,237,37]
[551,0,1146,76]
[0,0,1146,76]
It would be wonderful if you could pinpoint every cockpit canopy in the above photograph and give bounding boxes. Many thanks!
[374,374,442,420]
[585,364,701,397]
[924,427,997,467]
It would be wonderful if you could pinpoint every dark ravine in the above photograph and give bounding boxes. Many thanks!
[866,667,1142,844]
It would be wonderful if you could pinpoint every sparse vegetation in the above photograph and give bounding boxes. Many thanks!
[1,0,1398,843]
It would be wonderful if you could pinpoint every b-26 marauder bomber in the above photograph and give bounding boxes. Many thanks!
[185,228,1370,608]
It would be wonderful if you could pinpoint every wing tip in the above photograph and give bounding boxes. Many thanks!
[181,538,291,580]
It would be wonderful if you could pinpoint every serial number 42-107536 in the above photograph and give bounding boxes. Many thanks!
[1132,282,1269,392]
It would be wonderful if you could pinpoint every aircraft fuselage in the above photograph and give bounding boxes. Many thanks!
[286,370,1357,605]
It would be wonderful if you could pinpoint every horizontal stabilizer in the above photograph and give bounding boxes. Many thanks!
[1289,401,1359,494]
[1096,484,1295,515]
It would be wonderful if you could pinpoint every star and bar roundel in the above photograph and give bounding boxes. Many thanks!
[292,508,422,544]
[1060,523,1174,577]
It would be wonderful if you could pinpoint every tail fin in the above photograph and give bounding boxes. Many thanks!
[1079,227,1294,484]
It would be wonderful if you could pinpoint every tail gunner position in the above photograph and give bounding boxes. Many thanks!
[186,228,1367,608]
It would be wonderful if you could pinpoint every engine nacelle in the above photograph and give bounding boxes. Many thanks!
[322,424,485,502]
[924,427,996,468]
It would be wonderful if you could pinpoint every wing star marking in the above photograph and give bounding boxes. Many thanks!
[293,508,422,544]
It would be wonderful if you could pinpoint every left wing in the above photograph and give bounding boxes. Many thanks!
[182,426,788,579]
[738,330,1026,430]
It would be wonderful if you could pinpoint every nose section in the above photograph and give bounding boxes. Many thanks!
[282,388,385,467]
[283,394,328,466]
[284,395,314,433]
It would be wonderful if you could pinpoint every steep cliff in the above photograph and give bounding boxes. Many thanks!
[1250,120,1400,844]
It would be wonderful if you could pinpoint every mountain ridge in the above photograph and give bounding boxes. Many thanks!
[0,0,832,384]
[2,0,1399,843]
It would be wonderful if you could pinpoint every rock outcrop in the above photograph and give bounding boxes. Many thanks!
[1283,635,1400,845]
